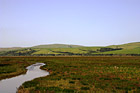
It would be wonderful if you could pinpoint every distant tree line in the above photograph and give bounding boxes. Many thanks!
[97,48,123,52]
[31,54,140,56]
[1,53,140,56]
[80,48,123,54]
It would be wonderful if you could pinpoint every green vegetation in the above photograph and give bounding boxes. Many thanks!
[1,57,140,92]
[18,57,140,92]
[96,47,140,54]
[32,47,100,55]
[108,42,140,49]
[0,42,140,56]
[33,44,84,48]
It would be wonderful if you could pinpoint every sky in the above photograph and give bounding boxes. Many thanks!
[0,0,140,47]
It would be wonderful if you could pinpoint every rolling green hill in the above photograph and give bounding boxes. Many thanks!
[0,42,140,56]
[33,44,84,48]
[108,42,140,49]
[102,42,140,55]
[95,47,140,54]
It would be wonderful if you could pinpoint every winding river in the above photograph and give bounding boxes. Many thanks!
[0,63,49,93]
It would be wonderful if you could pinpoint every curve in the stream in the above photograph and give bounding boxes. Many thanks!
[0,63,49,93]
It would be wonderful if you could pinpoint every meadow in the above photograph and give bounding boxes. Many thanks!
[1,57,140,92]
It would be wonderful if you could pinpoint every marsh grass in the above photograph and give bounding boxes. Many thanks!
[1,57,140,92]
[0,57,36,80]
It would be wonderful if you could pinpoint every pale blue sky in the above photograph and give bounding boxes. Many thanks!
[0,0,140,47]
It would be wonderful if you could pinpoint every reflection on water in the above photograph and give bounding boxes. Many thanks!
[0,63,49,93]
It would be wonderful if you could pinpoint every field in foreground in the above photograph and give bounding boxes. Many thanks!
[0,57,140,92]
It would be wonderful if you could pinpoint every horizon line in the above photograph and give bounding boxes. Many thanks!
[0,41,140,48]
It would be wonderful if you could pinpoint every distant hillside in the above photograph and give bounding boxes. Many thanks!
[0,42,139,56]
[0,47,22,52]
[100,42,140,54]
[32,44,84,48]
[108,42,140,49]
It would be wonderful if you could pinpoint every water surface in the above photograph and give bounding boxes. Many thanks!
[0,63,49,93]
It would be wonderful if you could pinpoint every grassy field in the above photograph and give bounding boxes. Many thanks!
[108,42,140,49]
[95,47,140,54]
[33,47,140,55]
[1,57,140,92]
[32,47,101,55]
